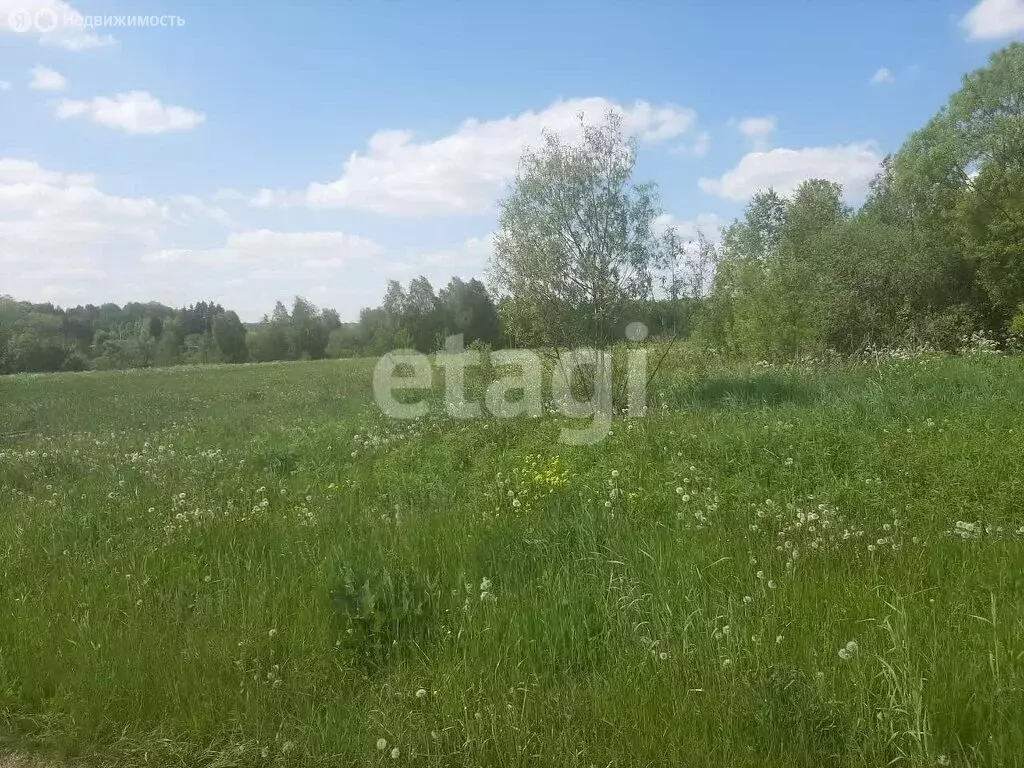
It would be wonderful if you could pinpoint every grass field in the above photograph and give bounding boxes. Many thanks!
[1,350,1023,767]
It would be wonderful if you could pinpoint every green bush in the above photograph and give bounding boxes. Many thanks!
[329,565,442,669]
[1010,305,1024,336]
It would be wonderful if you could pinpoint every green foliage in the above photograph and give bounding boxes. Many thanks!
[439,277,503,347]
[1,278,510,374]
[1011,304,1024,335]
[703,43,1024,358]
[891,42,1024,335]
[288,297,330,359]
[246,322,290,363]
[491,109,661,349]
[0,297,226,374]
[330,566,442,669]
[212,310,248,363]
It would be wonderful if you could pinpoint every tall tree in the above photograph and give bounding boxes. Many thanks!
[289,296,329,359]
[213,311,249,363]
[404,276,441,352]
[892,42,1024,333]
[490,109,661,350]
[439,277,503,346]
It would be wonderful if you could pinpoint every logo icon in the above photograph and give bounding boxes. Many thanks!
[7,8,33,33]
[34,8,58,32]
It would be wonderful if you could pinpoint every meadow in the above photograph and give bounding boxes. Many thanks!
[1,348,1023,767]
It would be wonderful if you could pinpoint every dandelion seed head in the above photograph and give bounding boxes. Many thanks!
[838,639,858,660]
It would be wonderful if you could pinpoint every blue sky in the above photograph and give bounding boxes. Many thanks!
[1,0,1022,320]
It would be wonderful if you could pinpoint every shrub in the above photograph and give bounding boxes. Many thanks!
[1010,305,1024,336]
[329,566,441,669]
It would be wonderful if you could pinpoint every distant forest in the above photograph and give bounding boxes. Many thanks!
[0,278,697,374]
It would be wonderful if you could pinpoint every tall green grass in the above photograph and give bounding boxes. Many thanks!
[1,352,1023,767]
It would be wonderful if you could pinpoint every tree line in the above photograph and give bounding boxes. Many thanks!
[488,43,1024,358]
[0,278,486,374]
[0,273,696,374]
[4,43,1021,375]
[703,43,1024,356]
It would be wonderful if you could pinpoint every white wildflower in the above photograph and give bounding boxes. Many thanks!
[838,639,859,660]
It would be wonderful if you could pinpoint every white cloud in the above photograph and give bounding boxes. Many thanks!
[298,97,700,217]
[249,187,303,208]
[369,234,497,293]
[962,0,1024,39]
[0,156,405,319]
[29,65,67,91]
[870,67,895,86]
[170,195,238,229]
[0,0,115,50]
[141,230,383,270]
[419,233,495,270]
[698,142,883,202]
[56,91,205,134]
[0,80,11,91]
[0,157,169,296]
[674,130,710,158]
[731,116,776,151]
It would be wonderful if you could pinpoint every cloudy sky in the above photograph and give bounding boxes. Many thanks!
[1,0,1022,320]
